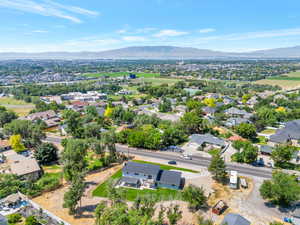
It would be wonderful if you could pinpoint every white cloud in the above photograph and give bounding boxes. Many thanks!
[0,0,99,23]
[117,29,128,34]
[153,29,188,37]
[194,27,300,42]
[32,30,48,33]
[199,28,216,33]
[122,36,147,42]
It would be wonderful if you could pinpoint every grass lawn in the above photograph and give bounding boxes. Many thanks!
[92,169,182,201]
[256,136,268,145]
[207,149,221,157]
[260,129,276,135]
[0,97,29,105]
[132,160,199,173]
[139,77,182,85]
[84,72,160,78]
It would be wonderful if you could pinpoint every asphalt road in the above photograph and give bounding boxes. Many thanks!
[45,136,273,179]
[116,145,273,179]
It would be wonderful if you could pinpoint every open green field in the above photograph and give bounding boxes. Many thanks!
[0,97,35,116]
[84,72,160,78]
[137,77,182,85]
[92,160,196,201]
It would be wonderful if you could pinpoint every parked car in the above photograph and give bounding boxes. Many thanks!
[168,160,177,165]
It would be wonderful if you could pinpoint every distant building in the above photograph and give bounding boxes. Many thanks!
[183,133,226,152]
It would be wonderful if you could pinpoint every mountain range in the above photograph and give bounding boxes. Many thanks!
[1,46,300,60]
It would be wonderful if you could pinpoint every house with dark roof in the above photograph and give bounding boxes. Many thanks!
[121,161,182,190]
[269,119,300,146]
[224,107,253,119]
[0,213,7,225]
[183,133,226,152]
[260,145,274,155]
[221,213,251,225]
[224,117,250,128]
[202,106,217,116]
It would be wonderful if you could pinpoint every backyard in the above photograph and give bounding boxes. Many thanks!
[92,160,198,201]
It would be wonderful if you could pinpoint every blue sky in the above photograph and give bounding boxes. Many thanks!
[0,0,299,52]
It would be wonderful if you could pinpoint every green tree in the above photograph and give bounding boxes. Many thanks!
[62,110,83,138]
[0,107,17,127]
[260,171,300,206]
[271,145,297,166]
[25,215,40,225]
[63,174,85,215]
[34,142,58,165]
[61,139,88,182]
[235,123,257,140]
[197,216,214,225]
[166,204,182,225]
[7,213,22,224]
[182,185,207,211]
[208,152,227,183]
[158,98,172,112]
[180,111,208,134]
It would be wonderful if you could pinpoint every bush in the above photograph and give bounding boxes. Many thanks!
[36,173,61,192]
[7,213,22,224]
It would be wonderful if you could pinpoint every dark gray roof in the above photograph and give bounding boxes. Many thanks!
[225,117,249,127]
[0,213,7,224]
[293,207,300,218]
[221,213,251,225]
[224,107,252,118]
[270,119,300,143]
[120,176,140,185]
[123,161,160,178]
[202,106,217,114]
[189,133,226,147]
[260,145,273,154]
[96,107,105,117]
[158,170,182,187]
[269,131,290,143]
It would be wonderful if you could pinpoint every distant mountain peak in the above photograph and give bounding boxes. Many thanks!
[0,45,300,59]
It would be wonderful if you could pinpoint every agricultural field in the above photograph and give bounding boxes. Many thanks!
[84,72,160,78]
[255,71,300,90]
[0,97,35,116]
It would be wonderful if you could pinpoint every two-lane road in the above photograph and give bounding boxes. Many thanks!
[45,135,273,179]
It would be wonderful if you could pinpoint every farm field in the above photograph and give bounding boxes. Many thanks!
[137,77,182,85]
[255,70,300,90]
[0,97,35,116]
[84,72,160,78]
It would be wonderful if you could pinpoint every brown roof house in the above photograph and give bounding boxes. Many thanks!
[10,158,41,181]
[26,110,60,128]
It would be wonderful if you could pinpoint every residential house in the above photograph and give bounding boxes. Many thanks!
[292,207,300,225]
[121,162,182,190]
[202,106,217,116]
[259,145,274,155]
[0,140,11,152]
[269,119,300,146]
[224,117,250,128]
[40,96,62,104]
[223,96,235,105]
[224,107,252,119]
[10,158,41,181]
[246,96,258,108]
[221,213,251,225]
[26,110,60,128]
[68,101,89,112]
[183,133,226,152]
[0,213,7,225]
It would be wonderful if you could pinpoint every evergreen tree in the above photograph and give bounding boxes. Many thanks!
[208,152,227,183]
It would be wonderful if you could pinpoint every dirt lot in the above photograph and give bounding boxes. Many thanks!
[32,165,122,225]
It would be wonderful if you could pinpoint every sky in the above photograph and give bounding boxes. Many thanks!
[0,0,300,52]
